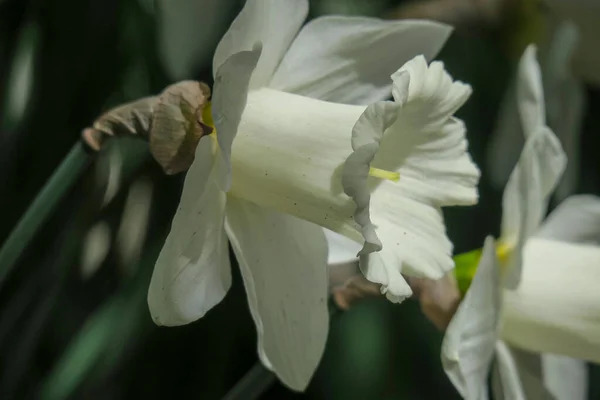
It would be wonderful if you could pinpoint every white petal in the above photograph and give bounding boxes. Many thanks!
[212,46,262,188]
[506,348,556,400]
[225,197,329,391]
[494,341,527,400]
[324,229,361,265]
[343,56,479,297]
[501,237,600,363]
[517,45,546,137]
[487,30,584,199]
[537,194,600,245]
[270,16,452,104]
[543,21,584,202]
[542,355,587,400]
[212,0,308,89]
[148,136,231,326]
[441,237,500,400]
[500,127,566,289]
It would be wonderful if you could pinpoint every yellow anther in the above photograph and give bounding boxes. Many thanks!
[369,167,400,182]
[202,102,215,129]
[496,241,513,269]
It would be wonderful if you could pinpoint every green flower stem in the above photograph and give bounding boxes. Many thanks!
[40,244,156,400]
[222,363,277,400]
[223,299,342,400]
[0,142,92,287]
[453,248,483,295]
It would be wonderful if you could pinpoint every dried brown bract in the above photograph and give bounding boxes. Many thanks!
[82,81,212,175]
[406,272,461,331]
[331,270,460,331]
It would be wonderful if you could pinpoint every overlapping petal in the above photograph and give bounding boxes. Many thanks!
[493,342,528,400]
[517,45,546,138]
[148,136,231,326]
[442,237,500,400]
[212,46,262,187]
[542,355,587,400]
[212,0,308,89]
[324,229,361,265]
[270,17,452,105]
[225,197,329,391]
[500,127,566,289]
[536,194,600,245]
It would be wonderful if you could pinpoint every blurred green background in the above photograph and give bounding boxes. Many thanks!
[0,0,599,399]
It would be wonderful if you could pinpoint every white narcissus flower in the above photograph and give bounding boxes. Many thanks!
[487,20,584,203]
[502,195,600,365]
[442,45,568,400]
[148,0,480,391]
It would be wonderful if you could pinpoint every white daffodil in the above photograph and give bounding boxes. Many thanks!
[502,195,600,365]
[487,20,584,203]
[444,195,600,400]
[442,45,568,400]
[148,0,480,391]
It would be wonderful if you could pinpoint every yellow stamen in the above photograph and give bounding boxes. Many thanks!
[369,167,400,182]
[202,101,215,129]
[496,241,512,267]
[453,239,515,295]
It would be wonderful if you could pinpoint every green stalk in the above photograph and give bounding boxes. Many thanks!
[40,245,156,400]
[223,299,342,400]
[0,142,92,287]
[453,248,483,295]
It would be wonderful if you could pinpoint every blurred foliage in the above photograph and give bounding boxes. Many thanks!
[0,0,599,399]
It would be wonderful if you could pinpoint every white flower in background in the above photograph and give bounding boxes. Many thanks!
[488,20,584,203]
[543,0,600,86]
[148,0,480,391]
[502,195,600,365]
[441,45,568,399]
[444,196,600,400]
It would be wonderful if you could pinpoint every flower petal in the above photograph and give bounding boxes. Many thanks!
[536,194,600,245]
[342,56,479,298]
[487,30,583,200]
[324,229,361,265]
[517,45,546,137]
[542,355,588,400]
[543,21,584,202]
[500,127,566,289]
[270,16,452,105]
[501,348,556,400]
[493,341,528,400]
[442,237,500,400]
[225,197,329,391]
[212,45,262,188]
[502,237,600,364]
[212,0,308,89]
[148,136,231,326]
